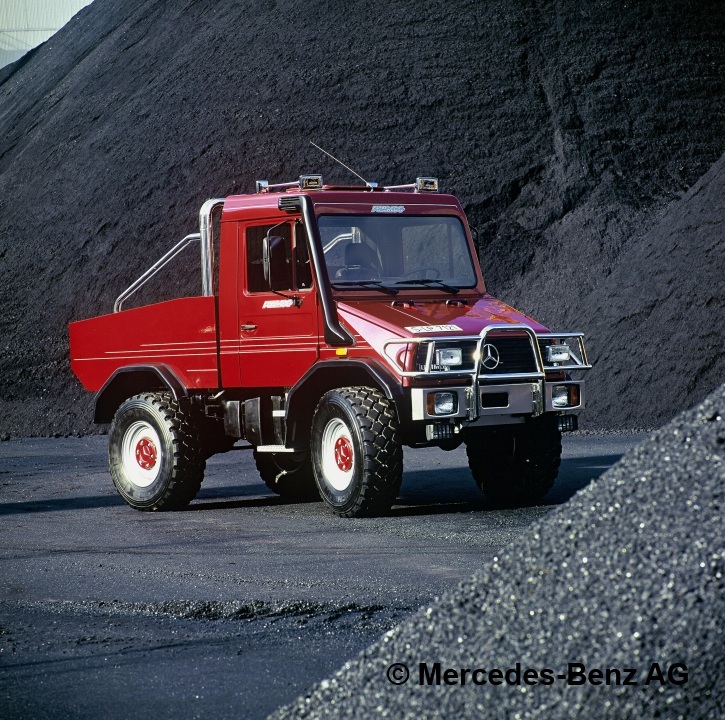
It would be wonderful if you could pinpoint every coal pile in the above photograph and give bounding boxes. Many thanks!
[272,384,725,719]
[0,0,723,437]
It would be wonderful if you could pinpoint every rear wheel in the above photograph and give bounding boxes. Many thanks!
[253,450,318,501]
[311,387,403,517]
[109,393,205,510]
[465,414,561,505]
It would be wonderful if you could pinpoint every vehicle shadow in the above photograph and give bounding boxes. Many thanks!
[0,494,127,515]
[0,455,622,516]
[185,452,625,516]
[0,482,277,515]
[388,453,624,517]
[187,495,294,511]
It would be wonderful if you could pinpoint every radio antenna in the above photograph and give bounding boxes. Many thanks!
[309,141,373,186]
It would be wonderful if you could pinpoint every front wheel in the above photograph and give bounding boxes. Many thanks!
[311,387,403,517]
[465,414,561,506]
[108,393,205,510]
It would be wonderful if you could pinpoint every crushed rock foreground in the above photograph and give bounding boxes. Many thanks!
[273,385,724,719]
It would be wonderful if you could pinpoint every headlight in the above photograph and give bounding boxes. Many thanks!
[435,348,462,367]
[545,344,571,364]
[427,392,458,415]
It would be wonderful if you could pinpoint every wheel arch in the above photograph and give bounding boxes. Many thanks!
[285,359,404,446]
[94,365,189,424]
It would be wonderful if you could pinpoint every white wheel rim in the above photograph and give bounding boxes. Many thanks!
[122,420,162,488]
[320,418,355,492]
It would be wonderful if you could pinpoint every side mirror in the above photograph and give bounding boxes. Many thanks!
[262,235,290,289]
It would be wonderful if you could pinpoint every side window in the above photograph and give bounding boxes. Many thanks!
[246,224,293,293]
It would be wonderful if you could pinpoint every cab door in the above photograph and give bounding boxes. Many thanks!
[237,219,319,387]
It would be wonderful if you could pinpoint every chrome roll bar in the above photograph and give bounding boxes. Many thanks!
[114,233,201,313]
[200,198,225,297]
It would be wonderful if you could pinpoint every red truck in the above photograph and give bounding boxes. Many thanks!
[70,175,590,517]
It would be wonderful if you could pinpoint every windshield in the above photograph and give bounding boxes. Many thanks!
[318,215,477,291]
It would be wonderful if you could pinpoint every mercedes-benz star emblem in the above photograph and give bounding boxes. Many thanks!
[481,343,500,370]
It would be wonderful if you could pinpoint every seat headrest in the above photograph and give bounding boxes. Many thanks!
[345,243,376,267]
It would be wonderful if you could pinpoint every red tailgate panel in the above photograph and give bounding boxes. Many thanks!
[70,297,219,392]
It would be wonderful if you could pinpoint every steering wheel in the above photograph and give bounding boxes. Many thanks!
[402,267,441,279]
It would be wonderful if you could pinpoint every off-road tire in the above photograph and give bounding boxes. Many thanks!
[109,392,205,511]
[465,414,561,506]
[311,386,403,518]
[253,449,319,501]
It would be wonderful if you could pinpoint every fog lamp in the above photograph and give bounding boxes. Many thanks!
[552,385,571,408]
[546,344,571,364]
[427,392,458,415]
[552,384,580,408]
[435,347,463,367]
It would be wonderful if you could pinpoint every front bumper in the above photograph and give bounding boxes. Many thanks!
[410,380,584,424]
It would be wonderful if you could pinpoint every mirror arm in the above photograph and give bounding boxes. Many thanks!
[269,288,302,307]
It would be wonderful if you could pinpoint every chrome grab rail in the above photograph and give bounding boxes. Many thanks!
[114,233,200,313]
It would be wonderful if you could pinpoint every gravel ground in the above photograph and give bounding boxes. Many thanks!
[272,384,724,719]
[0,434,639,719]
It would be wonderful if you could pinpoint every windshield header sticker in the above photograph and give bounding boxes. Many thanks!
[371,205,405,213]
[405,324,463,334]
[262,298,295,309]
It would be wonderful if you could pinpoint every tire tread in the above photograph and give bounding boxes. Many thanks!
[315,386,403,518]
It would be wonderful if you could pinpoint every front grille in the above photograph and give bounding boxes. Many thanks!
[480,335,537,375]
[411,335,538,376]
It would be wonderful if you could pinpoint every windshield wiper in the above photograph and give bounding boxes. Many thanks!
[332,280,399,295]
[394,278,460,294]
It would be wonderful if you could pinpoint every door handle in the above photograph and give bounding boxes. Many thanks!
[241,324,257,332]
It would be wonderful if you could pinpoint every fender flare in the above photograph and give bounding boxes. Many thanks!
[94,365,188,423]
[284,359,405,445]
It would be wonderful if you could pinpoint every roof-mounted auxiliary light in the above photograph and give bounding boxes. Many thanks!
[415,177,439,193]
[383,177,440,193]
[256,176,323,193]
[299,174,323,190]
[259,174,432,194]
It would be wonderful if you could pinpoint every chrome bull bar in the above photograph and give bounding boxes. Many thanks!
[382,325,590,421]
[382,326,590,379]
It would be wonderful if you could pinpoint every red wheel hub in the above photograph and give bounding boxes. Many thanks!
[135,437,158,470]
[333,436,353,472]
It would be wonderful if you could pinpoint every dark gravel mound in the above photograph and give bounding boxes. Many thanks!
[582,153,725,429]
[0,0,723,436]
[272,385,725,720]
